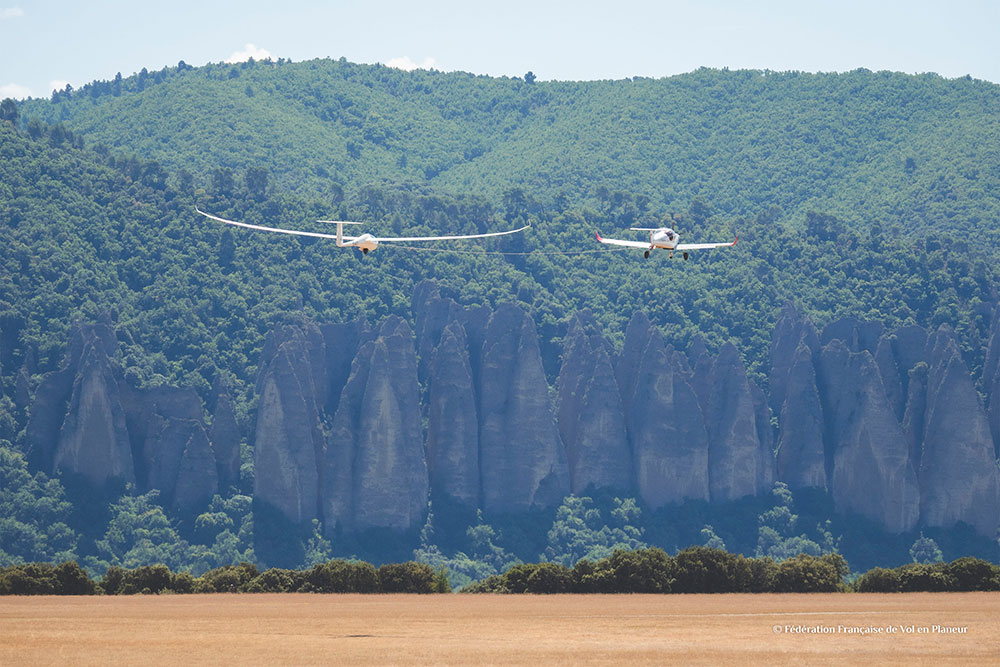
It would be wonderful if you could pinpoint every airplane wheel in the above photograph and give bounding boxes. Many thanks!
[683,252,689,260]
[362,248,369,254]
[644,250,650,259]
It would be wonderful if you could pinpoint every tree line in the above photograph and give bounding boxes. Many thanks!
[0,559,450,595]
[4,549,997,595]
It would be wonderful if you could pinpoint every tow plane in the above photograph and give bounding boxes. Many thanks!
[196,208,529,254]
[595,226,737,259]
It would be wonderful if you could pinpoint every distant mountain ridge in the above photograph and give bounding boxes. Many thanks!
[19,59,1000,237]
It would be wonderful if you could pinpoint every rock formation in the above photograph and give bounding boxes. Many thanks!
[774,342,826,490]
[324,316,428,531]
[426,320,480,505]
[52,340,135,486]
[557,311,631,494]
[478,303,569,513]
[253,325,325,525]
[209,380,242,493]
[912,328,1000,536]
[816,340,919,532]
[700,343,773,502]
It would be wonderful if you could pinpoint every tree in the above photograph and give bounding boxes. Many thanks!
[909,533,943,564]
[1,98,18,124]
[756,482,825,561]
[700,525,726,550]
[524,71,536,85]
[377,562,437,593]
[244,167,269,201]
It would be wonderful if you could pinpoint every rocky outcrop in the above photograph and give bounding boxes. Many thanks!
[912,328,1000,536]
[816,340,919,532]
[769,303,819,415]
[631,335,710,507]
[557,312,630,494]
[478,304,569,513]
[412,280,462,387]
[26,323,134,486]
[119,384,217,511]
[426,320,479,505]
[820,316,883,355]
[52,341,135,486]
[324,317,428,531]
[25,322,223,508]
[320,318,368,417]
[702,343,774,502]
[253,325,325,525]
[209,380,242,493]
[775,342,826,490]
[984,310,1000,459]
[874,325,929,422]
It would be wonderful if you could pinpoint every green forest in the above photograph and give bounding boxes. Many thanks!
[2,60,1000,583]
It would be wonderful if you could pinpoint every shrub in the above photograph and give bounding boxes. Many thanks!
[119,565,173,594]
[897,563,954,592]
[524,562,573,594]
[377,562,436,593]
[307,560,378,593]
[772,553,847,592]
[0,563,60,594]
[196,562,260,593]
[854,567,901,593]
[246,568,306,593]
[672,547,740,593]
[603,548,674,593]
[945,557,1000,591]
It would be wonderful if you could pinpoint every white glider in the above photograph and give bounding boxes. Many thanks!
[196,207,529,254]
[595,226,737,259]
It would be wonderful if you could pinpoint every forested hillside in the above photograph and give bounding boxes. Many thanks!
[3,61,1000,577]
[21,60,1000,240]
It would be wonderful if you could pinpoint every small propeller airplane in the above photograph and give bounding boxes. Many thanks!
[196,208,529,254]
[595,226,737,259]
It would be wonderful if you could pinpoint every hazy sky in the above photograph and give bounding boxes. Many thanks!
[2,0,998,99]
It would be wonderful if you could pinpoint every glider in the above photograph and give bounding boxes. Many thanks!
[196,207,529,254]
[595,226,737,259]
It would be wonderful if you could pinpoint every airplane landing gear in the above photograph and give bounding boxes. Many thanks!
[644,250,650,259]
[683,251,689,260]
[362,248,369,254]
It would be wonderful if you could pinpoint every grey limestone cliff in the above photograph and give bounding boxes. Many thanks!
[557,311,631,494]
[426,320,480,505]
[324,316,428,531]
[478,303,569,513]
[816,340,919,532]
[253,325,325,524]
[913,328,1000,536]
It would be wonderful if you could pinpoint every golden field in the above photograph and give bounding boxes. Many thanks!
[1,592,997,666]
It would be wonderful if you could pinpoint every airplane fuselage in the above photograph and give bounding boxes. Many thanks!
[340,232,380,253]
[647,227,679,249]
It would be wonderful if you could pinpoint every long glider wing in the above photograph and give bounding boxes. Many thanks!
[675,237,738,251]
[595,232,652,249]
[198,208,526,243]
[196,208,358,241]
[375,227,529,242]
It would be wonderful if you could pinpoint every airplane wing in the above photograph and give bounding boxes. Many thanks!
[595,232,652,249]
[675,237,738,251]
[375,226,529,242]
[196,208,358,241]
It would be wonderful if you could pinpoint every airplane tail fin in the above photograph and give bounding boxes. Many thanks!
[317,220,363,247]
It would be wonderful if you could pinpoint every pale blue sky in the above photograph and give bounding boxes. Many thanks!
[2,0,998,99]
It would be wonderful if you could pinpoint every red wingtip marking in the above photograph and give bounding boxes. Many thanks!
[733,236,738,244]
[595,231,603,241]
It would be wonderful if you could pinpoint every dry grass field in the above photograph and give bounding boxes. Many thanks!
[1,592,997,666]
